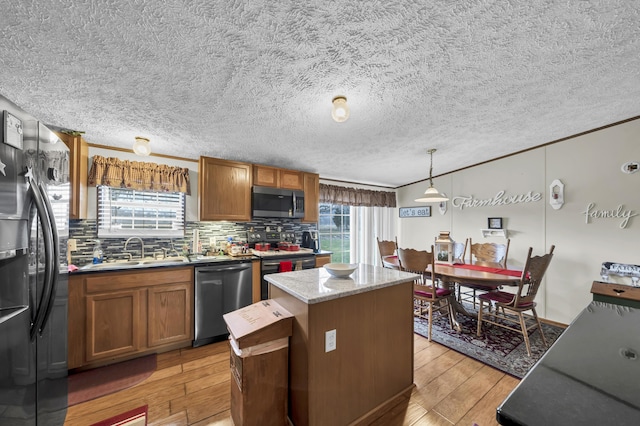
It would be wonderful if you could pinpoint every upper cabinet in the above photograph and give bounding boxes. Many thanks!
[199,156,252,221]
[303,172,319,223]
[253,165,304,190]
[58,132,88,219]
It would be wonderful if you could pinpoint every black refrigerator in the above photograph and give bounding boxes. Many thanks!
[0,94,69,425]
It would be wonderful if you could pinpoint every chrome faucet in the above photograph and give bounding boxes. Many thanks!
[124,237,145,259]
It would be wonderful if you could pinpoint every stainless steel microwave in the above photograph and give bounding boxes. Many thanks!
[252,186,305,219]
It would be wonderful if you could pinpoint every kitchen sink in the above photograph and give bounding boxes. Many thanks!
[139,257,189,265]
[79,260,140,270]
[79,256,189,270]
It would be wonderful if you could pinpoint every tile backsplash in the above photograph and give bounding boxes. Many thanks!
[69,219,317,266]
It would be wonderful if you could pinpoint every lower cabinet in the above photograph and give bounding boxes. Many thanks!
[315,254,331,268]
[69,266,194,369]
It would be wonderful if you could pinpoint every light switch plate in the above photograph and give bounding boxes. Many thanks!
[325,329,336,352]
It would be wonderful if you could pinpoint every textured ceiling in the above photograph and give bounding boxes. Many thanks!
[1,1,639,188]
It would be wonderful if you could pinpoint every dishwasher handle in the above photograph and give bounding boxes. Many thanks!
[195,263,252,273]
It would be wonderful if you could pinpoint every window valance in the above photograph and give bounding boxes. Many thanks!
[88,155,191,194]
[319,183,396,208]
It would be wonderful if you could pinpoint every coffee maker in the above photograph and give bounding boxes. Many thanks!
[301,231,320,252]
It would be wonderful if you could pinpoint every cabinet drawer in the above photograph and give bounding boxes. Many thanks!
[84,266,192,293]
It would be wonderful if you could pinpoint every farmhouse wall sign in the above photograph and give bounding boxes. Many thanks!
[582,203,637,229]
[451,190,542,210]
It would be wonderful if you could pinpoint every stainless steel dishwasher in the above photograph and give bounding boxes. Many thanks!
[193,261,253,347]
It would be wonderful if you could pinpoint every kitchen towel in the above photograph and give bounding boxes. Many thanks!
[279,261,293,272]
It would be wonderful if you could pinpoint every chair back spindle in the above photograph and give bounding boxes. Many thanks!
[512,245,555,307]
[468,238,510,268]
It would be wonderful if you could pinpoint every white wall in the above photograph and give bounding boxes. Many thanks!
[86,147,199,221]
[397,118,640,324]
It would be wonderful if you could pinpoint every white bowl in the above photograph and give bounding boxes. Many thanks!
[324,263,358,278]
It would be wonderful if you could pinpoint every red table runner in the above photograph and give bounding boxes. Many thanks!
[439,263,522,277]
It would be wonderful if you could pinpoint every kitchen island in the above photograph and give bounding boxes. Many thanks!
[266,264,417,426]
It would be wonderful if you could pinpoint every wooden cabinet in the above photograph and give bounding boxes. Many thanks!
[253,164,304,190]
[269,279,414,425]
[280,169,304,190]
[253,165,279,187]
[69,266,194,369]
[252,259,261,303]
[85,289,141,362]
[591,281,640,309]
[148,282,193,347]
[58,132,88,219]
[302,172,319,223]
[199,156,252,221]
[315,254,331,268]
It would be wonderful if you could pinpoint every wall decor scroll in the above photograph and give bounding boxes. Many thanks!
[438,193,447,215]
[549,179,564,210]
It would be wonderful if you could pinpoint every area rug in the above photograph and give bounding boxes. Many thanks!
[90,405,148,426]
[68,354,157,406]
[414,304,565,379]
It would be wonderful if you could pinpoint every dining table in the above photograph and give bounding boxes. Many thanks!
[382,255,522,331]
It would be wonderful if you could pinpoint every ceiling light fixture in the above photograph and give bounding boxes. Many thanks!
[331,96,350,122]
[132,136,151,156]
[415,148,449,203]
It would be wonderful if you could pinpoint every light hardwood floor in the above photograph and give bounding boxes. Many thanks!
[64,334,520,426]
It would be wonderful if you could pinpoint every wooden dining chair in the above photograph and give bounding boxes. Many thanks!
[476,245,555,356]
[377,236,398,269]
[398,246,454,341]
[458,238,511,307]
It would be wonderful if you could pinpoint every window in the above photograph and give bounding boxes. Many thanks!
[97,186,185,238]
[318,203,350,263]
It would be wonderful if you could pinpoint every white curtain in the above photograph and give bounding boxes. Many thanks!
[350,206,398,267]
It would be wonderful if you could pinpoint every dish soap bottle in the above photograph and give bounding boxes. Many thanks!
[92,239,103,264]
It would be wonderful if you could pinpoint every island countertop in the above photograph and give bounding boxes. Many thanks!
[265,263,417,304]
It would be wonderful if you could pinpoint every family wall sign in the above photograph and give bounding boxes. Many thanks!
[582,203,637,229]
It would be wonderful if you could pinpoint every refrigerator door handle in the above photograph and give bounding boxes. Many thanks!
[27,176,55,340]
[37,180,60,335]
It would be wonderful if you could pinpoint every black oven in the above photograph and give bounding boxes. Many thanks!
[260,255,316,299]
[252,186,305,219]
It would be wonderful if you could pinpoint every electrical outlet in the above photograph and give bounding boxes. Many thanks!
[68,239,77,251]
[325,329,336,352]
[210,237,216,246]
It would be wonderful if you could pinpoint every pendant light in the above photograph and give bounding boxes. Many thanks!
[415,148,449,203]
[331,96,350,122]
[132,136,151,156]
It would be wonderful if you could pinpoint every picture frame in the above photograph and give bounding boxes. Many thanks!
[399,206,431,218]
[488,217,503,229]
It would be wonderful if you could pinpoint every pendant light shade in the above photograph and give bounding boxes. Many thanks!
[331,96,350,122]
[133,136,151,156]
[415,149,449,203]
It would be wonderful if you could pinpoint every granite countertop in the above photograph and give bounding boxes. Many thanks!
[265,263,417,304]
[497,301,640,425]
[71,254,257,274]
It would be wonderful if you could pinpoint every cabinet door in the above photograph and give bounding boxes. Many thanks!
[315,254,331,268]
[199,156,252,221]
[253,165,279,187]
[59,133,88,219]
[85,290,141,362]
[303,172,319,223]
[280,169,304,190]
[148,282,193,347]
